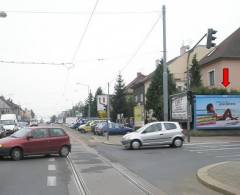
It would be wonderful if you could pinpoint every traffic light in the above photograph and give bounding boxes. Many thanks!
[104,105,107,111]
[206,28,217,49]
[187,90,193,100]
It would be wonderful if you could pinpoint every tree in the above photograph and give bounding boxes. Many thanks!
[146,61,176,120]
[111,74,128,122]
[83,91,94,118]
[50,115,57,123]
[190,54,202,89]
[92,87,103,117]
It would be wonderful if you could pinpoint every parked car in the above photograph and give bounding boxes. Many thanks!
[121,122,184,150]
[91,120,107,134]
[95,122,133,135]
[0,127,71,160]
[70,120,85,129]
[78,121,92,133]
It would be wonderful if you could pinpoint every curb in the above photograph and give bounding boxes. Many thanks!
[91,136,122,146]
[103,141,121,146]
[197,161,240,195]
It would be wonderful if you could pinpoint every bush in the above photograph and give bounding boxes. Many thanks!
[192,87,240,95]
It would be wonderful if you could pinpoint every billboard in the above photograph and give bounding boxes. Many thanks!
[171,95,188,121]
[97,95,108,118]
[194,95,240,129]
[134,105,144,127]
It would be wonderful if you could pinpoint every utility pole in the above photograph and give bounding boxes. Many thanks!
[162,5,168,121]
[106,82,110,141]
[88,87,91,120]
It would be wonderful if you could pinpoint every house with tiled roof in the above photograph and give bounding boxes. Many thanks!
[199,27,240,90]
[168,45,212,91]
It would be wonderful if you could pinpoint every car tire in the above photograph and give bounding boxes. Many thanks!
[11,148,23,161]
[59,146,70,157]
[131,140,141,150]
[172,138,183,148]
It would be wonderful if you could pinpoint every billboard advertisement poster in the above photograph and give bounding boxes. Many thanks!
[97,95,108,111]
[171,95,188,121]
[134,105,144,127]
[194,95,240,129]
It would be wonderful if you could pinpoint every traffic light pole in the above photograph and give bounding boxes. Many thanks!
[186,33,207,143]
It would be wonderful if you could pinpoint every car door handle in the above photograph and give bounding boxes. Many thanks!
[160,133,163,135]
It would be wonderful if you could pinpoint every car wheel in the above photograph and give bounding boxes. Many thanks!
[11,148,23,161]
[59,146,70,157]
[172,138,183,148]
[131,140,141,150]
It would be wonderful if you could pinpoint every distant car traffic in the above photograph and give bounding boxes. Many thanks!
[29,119,38,127]
[121,122,184,149]
[95,122,133,135]
[0,127,71,160]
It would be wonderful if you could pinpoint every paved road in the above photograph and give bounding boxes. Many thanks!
[0,155,78,195]
[79,133,240,195]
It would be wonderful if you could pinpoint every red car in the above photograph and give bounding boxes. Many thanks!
[0,127,71,160]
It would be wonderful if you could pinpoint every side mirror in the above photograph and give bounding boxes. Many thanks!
[26,135,33,140]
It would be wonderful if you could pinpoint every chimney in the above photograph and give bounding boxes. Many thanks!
[137,72,142,77]
[180,45,189,55]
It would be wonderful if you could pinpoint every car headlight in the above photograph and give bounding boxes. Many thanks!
[0,144,3,148]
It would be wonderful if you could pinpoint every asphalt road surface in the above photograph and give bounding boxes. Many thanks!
[1,126,239,195]
[89,135,240,195]
[0,155,78,195]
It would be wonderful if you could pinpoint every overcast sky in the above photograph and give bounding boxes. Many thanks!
[0,0,239,119]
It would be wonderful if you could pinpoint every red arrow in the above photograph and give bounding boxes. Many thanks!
[221,68,230,87]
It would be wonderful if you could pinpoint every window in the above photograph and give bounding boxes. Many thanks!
[140,94,143,102]
[209,70,215,86]
[164,123,177,130]
[31,129,48,139]
[143,123,162,133]
[135,95,138,103]
[49,128,65,137]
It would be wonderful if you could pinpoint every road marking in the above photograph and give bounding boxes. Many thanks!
[47,176,56,186]
[185,144,240,149]
[184,141,240,146]
[188,147,240,152]
[216,154,240,158]
[48,164,56,171]
[49,158,55,162]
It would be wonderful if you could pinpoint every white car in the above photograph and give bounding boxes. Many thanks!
[122,121,185,149]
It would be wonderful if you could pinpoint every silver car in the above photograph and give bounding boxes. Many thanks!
[122,122,184,149]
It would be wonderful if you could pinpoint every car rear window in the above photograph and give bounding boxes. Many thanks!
[49,128,65,137]
[164,123,177,130]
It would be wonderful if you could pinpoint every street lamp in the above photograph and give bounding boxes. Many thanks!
[0,11,7,18]
[76,82,91,120]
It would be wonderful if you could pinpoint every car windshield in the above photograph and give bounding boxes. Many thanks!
[10,128,31,138]
[136,124,151,133]
[0,120,15,125]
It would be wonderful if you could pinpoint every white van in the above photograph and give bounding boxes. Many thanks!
[0,114,18,131]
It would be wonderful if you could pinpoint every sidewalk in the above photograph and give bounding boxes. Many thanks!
[197,161,240,195]
[92,135,240,146]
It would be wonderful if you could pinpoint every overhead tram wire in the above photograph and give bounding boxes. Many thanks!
[71,0,100,65]
[5,10,161,15]
[0,60,72,67]
[108,12,162,85]
[63,0,99,97]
